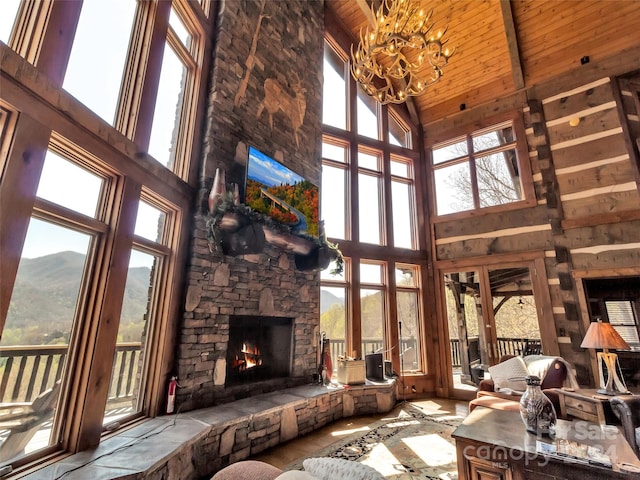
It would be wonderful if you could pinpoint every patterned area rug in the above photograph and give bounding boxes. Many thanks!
[286,404,462,479]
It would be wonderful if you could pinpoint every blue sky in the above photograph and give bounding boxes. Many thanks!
[247,146,306,187]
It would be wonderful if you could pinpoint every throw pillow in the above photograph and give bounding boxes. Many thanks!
[488,355,528,393]
[302,457,385,480]
[276,471,319,480]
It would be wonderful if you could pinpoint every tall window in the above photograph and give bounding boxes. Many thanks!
[2,146,108,460]
[0,0,211,468]
[360,262,386,356]
[148,6,198,171]
[396,265,422,373]
[320,260,349,370]
[358,148,383,245]
[321,37,425,374]
[62,0,137,125]
[431,120,528,216]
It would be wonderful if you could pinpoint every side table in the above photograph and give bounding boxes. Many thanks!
[553,388,614,424]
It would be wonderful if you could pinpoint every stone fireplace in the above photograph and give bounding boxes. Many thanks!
[175,0,324,411]
[225,315,293,387]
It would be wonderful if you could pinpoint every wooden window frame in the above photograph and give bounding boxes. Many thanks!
[435,253,557,399]
[0,0,213,468]
[321,29,427,383]
[394,263,425,374]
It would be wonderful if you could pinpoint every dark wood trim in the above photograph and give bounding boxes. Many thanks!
[0,113,50,326]
[75,177,140,451]
[32,0,81,85]
[499,0,525,90]
[561,209,640,230]
[533,256,560,357]
[611,75,640,190]
[128,0,170,152]
[435,249,546,271]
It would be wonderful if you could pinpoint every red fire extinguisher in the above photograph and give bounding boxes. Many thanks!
[166,376,178,414]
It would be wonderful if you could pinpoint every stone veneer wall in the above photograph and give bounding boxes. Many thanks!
[175,0,325,411]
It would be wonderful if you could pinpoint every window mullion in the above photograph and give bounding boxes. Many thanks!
[467,135,480,208]
[72,176,141,451]
[13,0,81,84]
[382,151,393,247]
[0,114,51,325]
[117,0,171,150]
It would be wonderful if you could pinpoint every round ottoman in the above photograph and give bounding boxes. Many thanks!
[211,460,283,480]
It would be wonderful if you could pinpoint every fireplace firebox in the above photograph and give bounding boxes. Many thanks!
[225,315,293,386]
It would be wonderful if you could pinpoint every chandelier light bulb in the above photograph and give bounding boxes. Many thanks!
[351,0,454,105]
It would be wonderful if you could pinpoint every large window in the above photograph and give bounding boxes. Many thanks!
[0,0,211,468]
[320,37,426,375]
[62,0,137,125]
[431,120,528,216]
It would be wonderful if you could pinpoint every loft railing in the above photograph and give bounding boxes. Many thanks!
[0,343,141,404]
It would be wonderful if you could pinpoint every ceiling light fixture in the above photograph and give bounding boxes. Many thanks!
[351,0,454,105]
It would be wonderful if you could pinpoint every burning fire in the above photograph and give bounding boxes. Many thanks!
[231,342,262,371]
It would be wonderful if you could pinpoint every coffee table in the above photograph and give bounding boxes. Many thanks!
[452,406,640,479]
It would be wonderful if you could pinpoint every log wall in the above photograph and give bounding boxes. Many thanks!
[428,69,640,386]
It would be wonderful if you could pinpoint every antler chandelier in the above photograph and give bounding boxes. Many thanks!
[351,0,454,105]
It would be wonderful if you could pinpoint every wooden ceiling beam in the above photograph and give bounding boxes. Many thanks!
[356,0,376,26]
[499,0,525,90]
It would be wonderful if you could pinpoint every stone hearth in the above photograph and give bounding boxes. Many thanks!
[19,383,397,480]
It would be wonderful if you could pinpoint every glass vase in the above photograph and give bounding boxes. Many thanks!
[519,375,557,436]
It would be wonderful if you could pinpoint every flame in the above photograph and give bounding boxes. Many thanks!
[239,342,262,369]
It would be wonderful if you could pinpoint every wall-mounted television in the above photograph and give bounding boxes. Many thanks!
[245,146,319,236]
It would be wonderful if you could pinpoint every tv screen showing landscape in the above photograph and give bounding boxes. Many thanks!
[246,146,319,236]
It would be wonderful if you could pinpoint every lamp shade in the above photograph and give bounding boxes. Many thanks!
[580,319,630,350]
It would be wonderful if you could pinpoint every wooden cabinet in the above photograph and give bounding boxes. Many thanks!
[554,388,610,424]
[458,446,513,480]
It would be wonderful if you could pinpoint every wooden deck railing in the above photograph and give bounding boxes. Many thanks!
[327,338,418,363]
[0,343,142,404]
[449,336,541,367]
[1,336,541,404]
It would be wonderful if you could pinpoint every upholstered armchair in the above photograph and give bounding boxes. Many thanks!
[471,354,576,414]
[611,395,640,458]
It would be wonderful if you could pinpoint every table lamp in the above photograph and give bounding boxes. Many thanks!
[580,318,631,395]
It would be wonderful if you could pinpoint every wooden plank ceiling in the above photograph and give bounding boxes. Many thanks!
[326,0,640,126]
